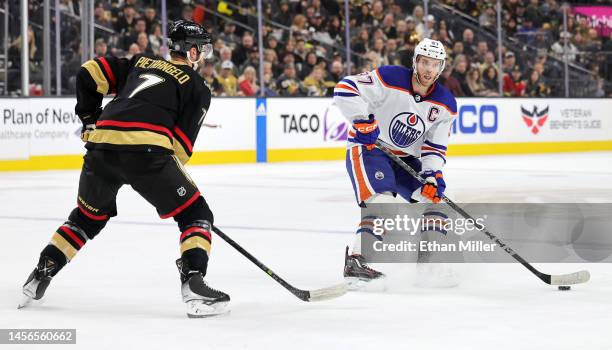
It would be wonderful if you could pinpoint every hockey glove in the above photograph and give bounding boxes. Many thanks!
[81,124,96,142]
[417,170,446,203]
[79,108,102,143]
[353,114,379,151]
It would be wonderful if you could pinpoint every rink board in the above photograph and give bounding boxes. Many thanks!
[0,97,610,171]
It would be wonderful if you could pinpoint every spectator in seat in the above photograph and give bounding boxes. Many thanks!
[303,66,326,96]
[94,38,107,57]
[466,68,487,96]
[503,65,526,97]
[122,17,147,50]
[181,4,194,21]
[396,19,408,41]
[517,18,536,45]
[525,69,550,97]
[550,32,577,62]
[384,39,401,65]
[533,31,549,51]
[216,47,236,76]
[473,40,489,65]
[240,46,260,74]
[144,6,159,34]
[149,23,163,56]
[94,2,111,29]
[200,61,224,96]
[412,5,425,34]
[439,67,465,97]
[420,15,436,38]
[480,51,499,74]
[310,0,328,18]
[263,49,282,77]
[352,28,370,55]
[452,41,465,57]
[137,32,154,55]
[381,13,398,39]
[276,63,307,96]
[502,51,516,74]
[294,37,308,62]
[438,28,453,49]
[482,66,501,96]
[328,60,345,83]
[273,0,292,27]
[238,66,259,97]
[114,5,137,35]
[232,33,255,68]
[325,16,343,43]
[309,12,325,32]
[371,1,385,27]
[300,51,318,80]
[262,65,279,97]
[125,43,141,60]
[218,60,238,96]
[479,5,496,30]
[451,55,472,97]
[461,28,477,57]
[218,22,239,50]
[354,3,373,27]
[290,14,309,38]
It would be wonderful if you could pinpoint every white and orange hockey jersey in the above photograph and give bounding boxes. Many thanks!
[333,65,457,172]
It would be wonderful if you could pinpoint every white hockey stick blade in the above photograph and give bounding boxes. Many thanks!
[550,270,590,285]
[307,283,348,301]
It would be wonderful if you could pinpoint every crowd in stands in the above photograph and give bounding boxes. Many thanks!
[3,0,611,97]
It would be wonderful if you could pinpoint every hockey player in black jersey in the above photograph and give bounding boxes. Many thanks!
[19,20,229,317]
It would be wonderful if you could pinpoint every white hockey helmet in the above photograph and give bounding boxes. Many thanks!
[412,38,446,79]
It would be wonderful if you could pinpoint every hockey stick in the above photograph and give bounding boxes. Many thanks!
[211,225,347,301]
[375,140,590,286]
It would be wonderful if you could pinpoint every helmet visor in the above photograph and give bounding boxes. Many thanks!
[198,43,213,59]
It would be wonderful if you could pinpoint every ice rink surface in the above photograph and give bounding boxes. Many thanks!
[1,152,612,350]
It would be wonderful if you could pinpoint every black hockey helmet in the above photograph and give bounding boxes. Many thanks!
[168,20,213,59]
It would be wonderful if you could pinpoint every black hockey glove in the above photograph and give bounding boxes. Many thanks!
[80,108,102,142]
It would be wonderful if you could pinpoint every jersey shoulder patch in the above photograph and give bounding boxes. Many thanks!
[428,83,457,115]
[375,66,412,92]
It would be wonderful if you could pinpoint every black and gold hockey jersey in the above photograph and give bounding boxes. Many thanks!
[75,53,211,164]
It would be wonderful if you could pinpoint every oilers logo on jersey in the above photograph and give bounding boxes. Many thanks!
[389,112,425,148]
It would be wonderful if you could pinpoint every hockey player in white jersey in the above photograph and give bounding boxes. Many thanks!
[333,38,457,288]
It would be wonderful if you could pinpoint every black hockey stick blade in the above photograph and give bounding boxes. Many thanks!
[374,140,591,286]
[212,225,347,302]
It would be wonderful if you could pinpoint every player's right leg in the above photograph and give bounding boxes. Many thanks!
[344,146,398,289]
[20,150,122,308]
[128,153,229,317]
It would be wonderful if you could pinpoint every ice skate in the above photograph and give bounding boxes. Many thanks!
[343,246,386,291]
[177,258,230,318]
[18,257,57,309]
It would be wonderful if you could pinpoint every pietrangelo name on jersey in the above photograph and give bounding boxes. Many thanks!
[134,57,191,85]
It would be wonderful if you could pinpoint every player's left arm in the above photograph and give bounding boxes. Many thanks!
[173,81,212,165]
[421,117,452,172]
[75,56,132,125]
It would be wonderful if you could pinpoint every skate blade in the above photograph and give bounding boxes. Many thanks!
[345,276,387,292]
[17,295,34,309]
[186,300,230,318]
